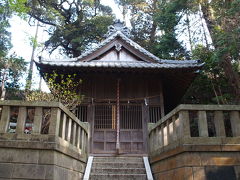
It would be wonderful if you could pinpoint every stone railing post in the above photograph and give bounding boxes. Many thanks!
[168,119,173,143]
[198,111,209,137]
[0,106,10,133]
[32,107,43,134]
[61,114,67,140]
[172,116,178,141]
[72,122,77,145]
[179,110,191,138]
[77,127,81,149]
[163,123,168,146]
[230,111,240,136]
[16,107,27,133]
[214,111,226,137]
[67,118,72,142]
[48,107,61,135]
[86,123,90,154]
[81,129,86,153]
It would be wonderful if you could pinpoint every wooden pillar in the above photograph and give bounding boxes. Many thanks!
[159,80,165,118]
[33,107,43,134]
[214,111,226,137]
[142,104,149,153]
[88,104,94,154]
[116,79,120,152]
[198,111,209,137]
[16,107,27,133]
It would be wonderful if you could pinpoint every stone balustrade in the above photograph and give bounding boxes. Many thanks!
[148,104,240,154]
[0,100,89,155]
[0,100,89,180]
[148,104,240,180]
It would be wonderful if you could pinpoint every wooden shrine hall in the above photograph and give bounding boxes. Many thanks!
[35,21,203,155]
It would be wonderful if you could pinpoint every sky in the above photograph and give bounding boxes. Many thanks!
[9,0,123,92]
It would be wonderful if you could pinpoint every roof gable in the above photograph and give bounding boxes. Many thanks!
[76,31,158,63]
[35,21,204,71]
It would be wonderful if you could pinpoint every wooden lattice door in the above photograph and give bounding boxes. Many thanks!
[92,104,145,154]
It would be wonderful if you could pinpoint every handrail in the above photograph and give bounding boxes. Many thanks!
[148,104,240,154]
[0,100,89,155]
[149,104,240,133]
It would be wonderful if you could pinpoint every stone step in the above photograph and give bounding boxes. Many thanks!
[91,167,146,174]
[93,157,143,163]
[92,162,145,168]
[89,174,147,180]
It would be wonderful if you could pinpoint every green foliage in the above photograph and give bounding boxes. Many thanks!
[0,54,27,89]
[26,90,54,102]
[0,0,27,100]
[26,72,84,111]
[45,15,113,57]
[0,0,12,57]
[153,0,189,59]
[115,0,189,59]
[20,0,114,57]
[8,0,29,18]
[182,45,234,104]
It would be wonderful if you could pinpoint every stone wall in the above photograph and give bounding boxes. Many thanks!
[148,104,240,180]
[0,139,86,180]
[0,101,89,180]
[150,144,240,180]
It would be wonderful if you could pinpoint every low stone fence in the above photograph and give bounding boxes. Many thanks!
[0,100,89,180]
[148,104,240,180]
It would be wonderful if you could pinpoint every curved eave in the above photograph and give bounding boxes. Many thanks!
[35,61,204,73]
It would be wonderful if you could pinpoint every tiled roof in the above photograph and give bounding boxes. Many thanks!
[36,60,203,69]
[35,21,204,70]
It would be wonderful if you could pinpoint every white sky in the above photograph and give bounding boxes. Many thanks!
[9,0,122,92]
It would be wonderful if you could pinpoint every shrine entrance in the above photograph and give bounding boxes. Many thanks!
[91,103,146,154]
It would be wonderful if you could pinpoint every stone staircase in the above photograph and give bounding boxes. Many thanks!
[89,156,148,180]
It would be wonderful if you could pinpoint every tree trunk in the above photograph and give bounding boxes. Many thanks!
[199,3,218,45]
[222,54,240,104]
[199,2,240,104]
[149,0,157,44]
[1,68,7,100]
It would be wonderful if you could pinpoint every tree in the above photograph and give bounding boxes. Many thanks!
[183,45,233,104]
[0,54,27,100]
[0,0,12,57]
[10,0,115,57]
[195,0,240,103]
[115,0,189,59]
[26,72,83,111]
[0,1,27,100]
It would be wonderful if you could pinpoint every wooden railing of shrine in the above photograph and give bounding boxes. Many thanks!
[0,101,89,157]
[148,104,240,155]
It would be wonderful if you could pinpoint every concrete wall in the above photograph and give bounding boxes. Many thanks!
[150,145,240,180]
